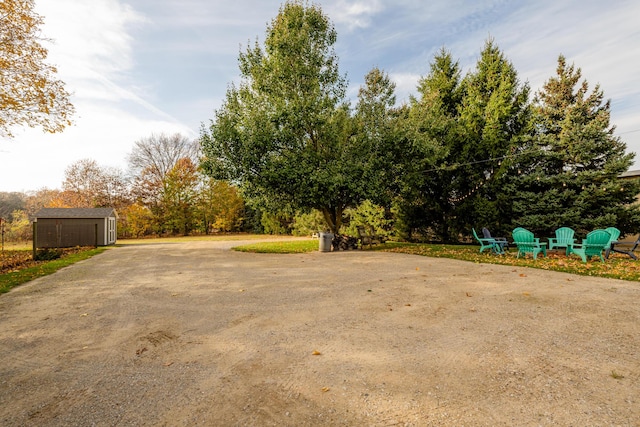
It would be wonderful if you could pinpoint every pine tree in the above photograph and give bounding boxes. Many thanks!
[395,48,462,241]
[455,40,531,238]
[508,55,640,236]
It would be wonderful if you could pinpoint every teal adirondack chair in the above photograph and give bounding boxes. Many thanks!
[482,228,509,252]
[569,229,611,263]
[512,228,547,259]
[605,227,621,247]
[472,228,502,254]
[547,227,576,255]
[603,227,621,258]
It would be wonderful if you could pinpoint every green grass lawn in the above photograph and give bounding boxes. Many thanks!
[233,239,319,253]
[1,247,108,294]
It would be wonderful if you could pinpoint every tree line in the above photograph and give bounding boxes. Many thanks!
[2,0,639,243]
[200,1,640,242]
[0,133,247,241]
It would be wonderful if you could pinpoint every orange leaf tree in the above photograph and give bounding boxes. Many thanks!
[0,0,74,137]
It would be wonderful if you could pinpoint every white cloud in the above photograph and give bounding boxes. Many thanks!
[390,72,420,105]
[36,0,143,77]
[0,0,196,192]
[2,0,639,193]
[328,0,384,31]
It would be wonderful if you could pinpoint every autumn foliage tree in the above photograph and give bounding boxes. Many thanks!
[197,177,244,233]
[0,0,74,137]
[119,203,154,238]
[162,158,199,235]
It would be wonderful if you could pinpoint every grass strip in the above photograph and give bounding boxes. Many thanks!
[233,239,319,254]
[0,247,108,294]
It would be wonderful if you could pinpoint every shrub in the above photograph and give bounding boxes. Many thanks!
[35,248,63,261]
[291,210,328,236]
[343,200,393,240]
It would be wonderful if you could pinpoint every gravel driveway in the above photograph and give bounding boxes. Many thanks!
[1,239,639,426]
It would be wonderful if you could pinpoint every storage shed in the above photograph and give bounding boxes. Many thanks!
[33,208,117,248]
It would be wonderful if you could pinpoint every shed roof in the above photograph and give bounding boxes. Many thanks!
[619,169,640,179]
[34,208,117,219]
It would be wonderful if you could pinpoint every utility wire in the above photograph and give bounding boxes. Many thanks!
[421,148,541,173]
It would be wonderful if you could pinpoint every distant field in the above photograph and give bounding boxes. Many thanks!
[2,241,31,251]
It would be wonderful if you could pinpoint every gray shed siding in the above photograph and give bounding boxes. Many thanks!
[34,208,117,248]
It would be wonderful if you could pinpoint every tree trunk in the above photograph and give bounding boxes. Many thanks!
[321,206,344,234]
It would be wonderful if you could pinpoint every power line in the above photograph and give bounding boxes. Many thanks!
[617,129,640,135]
[422,149,539,173]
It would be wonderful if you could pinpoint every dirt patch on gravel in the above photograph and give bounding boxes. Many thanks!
[0,239,638,426]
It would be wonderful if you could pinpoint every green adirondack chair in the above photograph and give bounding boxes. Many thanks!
[602,227,621,259]
[605,227,621,247]
[547,227,575,255]
[512,228,547,259]
[472,228,501,254]
[568,229,611,263]
[482,228,509,252]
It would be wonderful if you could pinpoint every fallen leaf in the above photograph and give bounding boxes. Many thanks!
[522,292,530,297]
[405,303,411,307]
[416,267,420,271]
[164,361,174,367]
[312,350,321,356]
[80,313,88,316]
[321,387,330,392]
[466,292,472,297]
[519,273,527,277]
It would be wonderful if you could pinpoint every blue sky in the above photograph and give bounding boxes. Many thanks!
[1,0,639,192]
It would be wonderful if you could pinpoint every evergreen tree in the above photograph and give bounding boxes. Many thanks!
[395,48,462,241]
[352,67,402,209]
[399,42,530,241]
[455,40,531,238]
[508,55,640,236]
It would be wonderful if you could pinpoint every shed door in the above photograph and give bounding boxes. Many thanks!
[108,217,117,244]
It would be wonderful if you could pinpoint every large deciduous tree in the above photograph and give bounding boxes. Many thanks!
[128,132,198,214]
[63,158,129,209]
[0,191,25,220]
[201,1,363,233]
[162,158,199,235]
[128,133,199,185]
[0,0,74,137]
[196,177,245,233]
[507,56,640,236]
